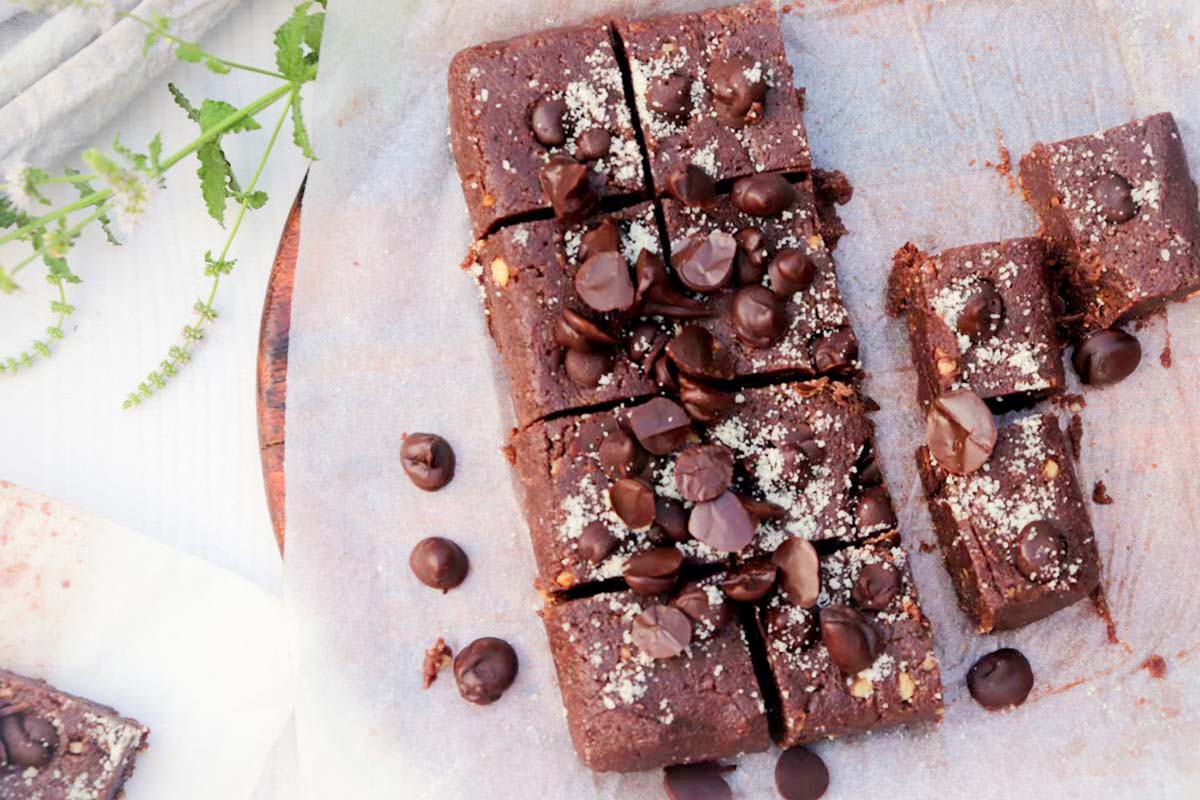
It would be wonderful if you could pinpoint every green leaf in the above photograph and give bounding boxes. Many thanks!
[236,190,269,209]
[175,42,203,63]
[198,99,261,133]
[148,134,163,173]
[202,252,236,277]
[0,194,21,229]
[274,3,310,79]
[23,167,52,207]
[168,82,201,123]
[197,141,231,225]
[67,169,121,246]
[291,93,316,160]
[304,9,325,60]
[205,55,232,75]
[0,268,16,294]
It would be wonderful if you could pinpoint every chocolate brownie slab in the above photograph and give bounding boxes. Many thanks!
[616,0,811,192]
[917,413,1101,632]
[1019,112,1200,331]
[0,669,149,800]
[449,22,646,237]
[889,238,1066,408]
[541,580,769,772]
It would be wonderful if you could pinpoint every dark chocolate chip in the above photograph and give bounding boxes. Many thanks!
[732,285,787,348]
[642,299,715,320]
[819,604,882,673]
[741,497,788,522]
[957,281,1005,341]
[781,423,825,469]
[854,447,883,486]
[924,389,997,475]
[554,308,618,352]
[655,497,691,542]
[627,320,663,362]
[564,347,612,387]
[574,251,634,313]
[731,173,796,217]
[689,491,758,552]
[575,128,611,161]
[856,485,897,533]
[666,163,716,207]
[631,604,692,659]
[453,637,518,705]
[636,250,711,318]
[709,54,767,127]
[768,248,817,296]
[0,713,58,768]
[771,538,820,608]
[610,477,657,530]
[651,346,680,391]
[627,397,692,455]
[529,95,568,147]
[647,74,693,120]
[539,154,599,223]
[674,444,735,503]
[734,227,770,284]
[400,433,456,491]
[599,428,647,479]
[1072,328,1142,386]
[1014,520,1066,583]
[678,375,737,423]
[578,521,618,564]
[1091,172,1137,224]
[409,537,469,591]
[671,582,731,631]
[851,561,901,611]
[967,648,1034,710]
[720,560,778,602]
[667,326,735,380]
[664,762,734,800]
[675,231,737,293]
[634,248,672,299]
[624,547,684,595]
[775,746,830,800]
[579,219,621,262]
[811,327,859,374]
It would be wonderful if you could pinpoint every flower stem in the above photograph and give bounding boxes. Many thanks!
[123,13,289,80]
[10,207,110,278]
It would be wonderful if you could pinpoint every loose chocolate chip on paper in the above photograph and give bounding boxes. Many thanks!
[856,485,897,533]
[709,54,767,127]
[674,444,735,502]
[678,375,737,423]
[400,433,456,491]
[647,74,693,120]
[731,173,796,216]
[664,761,735,800]
[671,582,731,631]
[772,538,820,608]
[775,746,830,800]
[666,163,716,207]
[967,648,1034,710]
[732,284,787,348]
[631,604,693,659]
[1072,328,1142,386]
[539,154,599,223]
[610,477,657,530]
[675,231,738,293]
[599,428,646,479]
[454,637,518,705]
[655,497,691,542]
[820,605,882,674]
[958,281,1005,341]
[564,348,612,387]
[627,397,692,455]
[1091,172,1137,224]
[769,248,818,296]
[0,713,58,768]
[667,326,736,380]
[851,561,901,611]
[575,127,611,161]
[812,327,859,374]
[579,218,621,262]
[574,251,635,313]
[924,389,997,475]
[624,546,684,595]
[720,560,778,602]
[578,521,619,564]
[409,537,470,592]
[689,491,758,552]
[1014,520,1066,582]
[529,95,568,147]
[734,226,770,284]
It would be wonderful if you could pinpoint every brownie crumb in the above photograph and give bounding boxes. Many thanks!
[1141,654,1168,679]
[1050,392,1086,412]
[1092,480,1114,505]
[1161,339,1173,369]
[812,168,853,251]
[983,128,1015,193]
[422,638,454,688]
[1067,414,1083,461]
[1091,587,1119,645]
[918,540,938,554]
[501,442,517,465]
[886,242,922,316]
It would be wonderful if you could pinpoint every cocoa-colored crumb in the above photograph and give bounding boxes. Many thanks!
[1141,654,1168,679]
[422,638,453,688]
[812,169,853,251]
[1091,587,1119,645]
[1067,414,1083,461]
[1092,480,1114,505]
[1161,341,1172,368]
[501,441,517,465]
[886,242,922,317]
[983,129,1015,193]
[1050,392,1086,412]
[918,540,938,554]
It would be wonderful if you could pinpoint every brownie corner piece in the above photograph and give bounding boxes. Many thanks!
[541,581,769,772]
[0,669,149,800]
[448,22,646,237]
[890,237,1066,409]
[917,412,1101,632]
[1018,111,1200,330]
[616,0,811,191]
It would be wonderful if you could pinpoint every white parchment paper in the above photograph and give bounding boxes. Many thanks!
[285,1,1200,796]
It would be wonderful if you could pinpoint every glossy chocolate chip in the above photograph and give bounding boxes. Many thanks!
[769,248,817,296]
[664,762,734,800]
[655,497,691,542]
[554,308,618,352]
[781,423,825,470]
[689,491,758,552]
[772,538,820,608]
[530,95,568,147]
[610,477,657,529]
[409,537,470,591]
[731,173,796,216]
[564,348,612,387]
[1014,520,1066,582]
[624,547,684,595]
[925,389,997,475]
[627,397,692,455]
[666,163,716,207]
[599,428,646,479]
[574,251,634,313]
[741,497,788,522]
[820,605,882,673]
[675,231,738,293]
[734,227,770,284]
[667,326,735,380]
[854,448,883,486]
[709,54,767,127]
[678,375,737,423]
[0,713,58,768]
[856,485,897,533]
[578,521,618,564]
[671,582,731,631]
[674,444,735,503]
[647,74,693,120]
[720,560,778,602]
[651,346,679,391]
[851,561,902,611]
[775,746,830,800]
[967,648,1034,710]
[812,328,859,374]
[400,433,456,491]
[627,320,663,362]
[1072,328,1142,386]
[958,281,1005,341]
[579,219,621,262]
[631,604,692,659]
[1092,172,1137,224]
[732,285,787,348]
[454,637,518,705]
[539,154,599,223]
[575,127,611,161]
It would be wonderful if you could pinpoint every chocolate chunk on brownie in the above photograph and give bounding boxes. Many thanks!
[917,413,1102,632]
[756,533,943,747]
[616,0,811,192]
[889,238,1066,409]
[1019,112,1200,331]
[470,203,663,427]
[0,669,149,800]
[449,22,646,237]
[541,580,769,772]
[661,175,857,381]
